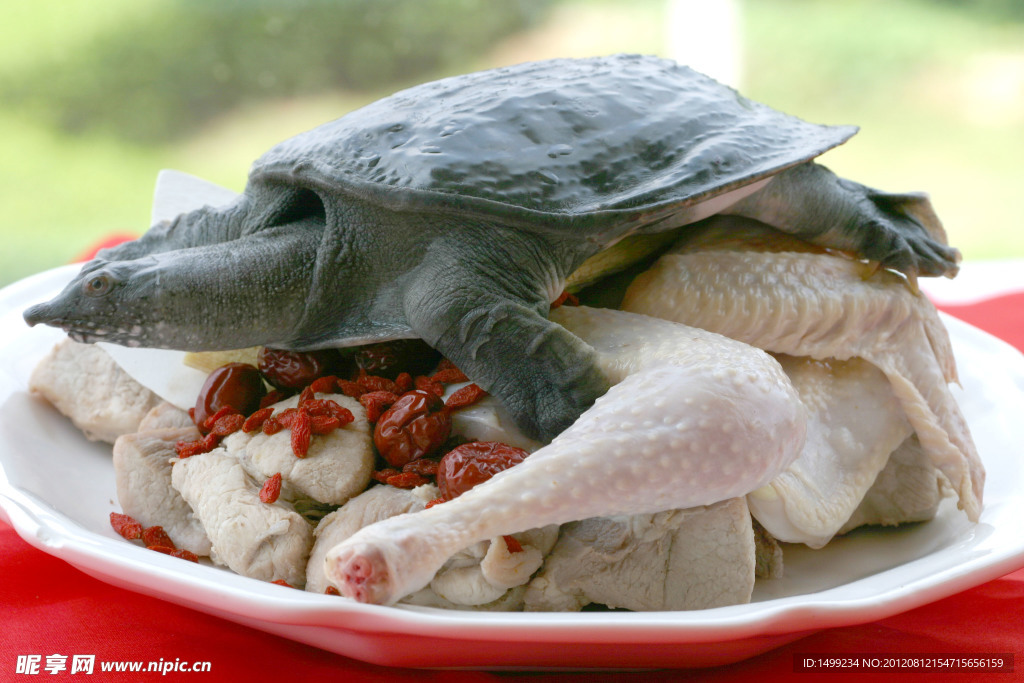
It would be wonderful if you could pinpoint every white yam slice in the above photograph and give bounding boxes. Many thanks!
[30,339,162,443]
[171,449,312,587]
[221,393,374,506]
[113,427,211,556]
[137,402,195,432]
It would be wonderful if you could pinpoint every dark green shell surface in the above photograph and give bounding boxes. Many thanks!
[251,54,856,237]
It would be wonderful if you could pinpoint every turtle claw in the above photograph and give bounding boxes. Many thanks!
[903,269,921,297]
[856,260,883,281]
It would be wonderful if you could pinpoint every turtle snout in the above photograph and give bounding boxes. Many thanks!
[23,301,59,328]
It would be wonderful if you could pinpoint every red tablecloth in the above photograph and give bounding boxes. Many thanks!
[3,259,1023,681]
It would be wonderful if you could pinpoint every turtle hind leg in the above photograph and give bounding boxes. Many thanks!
[725,162,961,279]
[403,238,609,443]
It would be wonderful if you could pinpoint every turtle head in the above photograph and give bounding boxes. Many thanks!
[24,258,168,347]
[25,239,313,351]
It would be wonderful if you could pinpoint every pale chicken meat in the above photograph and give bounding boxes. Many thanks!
[523,497,756,612]
[621,217,983,522]
[171,448,313,587]
[747,355,913,547]
[112,426,212,556]
[840,434,946,533]
[30,338,162,443]
[324,306,807,604]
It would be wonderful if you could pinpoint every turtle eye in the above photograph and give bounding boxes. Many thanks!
[82,273,114,297]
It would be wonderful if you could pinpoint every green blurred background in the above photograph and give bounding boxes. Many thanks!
[1,0,1021,288]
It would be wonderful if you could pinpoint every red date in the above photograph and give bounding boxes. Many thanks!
[353,340,441,380]
[437,441,529,501]
[258,347,352,390]
[193,363,266,433]
[373,390,451,468]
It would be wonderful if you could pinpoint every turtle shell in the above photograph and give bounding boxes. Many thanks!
[251,54,856,241]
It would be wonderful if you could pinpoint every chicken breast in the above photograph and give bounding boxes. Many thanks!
[171,449,313,587]
[747,355,913,547]
[621,216,982,521]
[30,338,162,443]
[523,497,755,612]
[112,426,211,556]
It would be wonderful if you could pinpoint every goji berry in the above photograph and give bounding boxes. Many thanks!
[175,432,219,458]
[271,579,293,588]
[298,385,317,406]
[209,412,245,436]
[262,416,284,436]
[291,410,312,457]
[359,390,399,422]
[550,291,580,308]
[310,414,342,435]
[325,585,341,596]
[275,407,299,428]
[110,512,143,541]
[259,472,283,504]
[309,375,340,394]
[385,471,430,489]
[336,380,365,398]
[424,498,445,509]
[243,407,274,433]
[431,367,469,384]
[201,405,238,433]
[394,372,413,394]
[171,549,200,563]
[435,358,459,373]
[357,373,397,394]
[259,389,289,411]
[444,383,487,411]
[142,525,176,550]
[303,398,350,421]
[414,375,444,396]
[372,468,400,484]
[502,535,524,553]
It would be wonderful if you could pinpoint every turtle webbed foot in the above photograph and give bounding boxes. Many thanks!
[409,295,609,443]
[846,184,961,280]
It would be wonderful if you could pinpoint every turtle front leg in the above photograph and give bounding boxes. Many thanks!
[726,162,961,278]
[403,240,609,443]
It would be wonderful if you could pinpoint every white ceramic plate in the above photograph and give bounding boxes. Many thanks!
[3,265,1024,670]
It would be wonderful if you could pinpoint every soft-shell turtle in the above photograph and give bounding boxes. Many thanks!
[25,54,960,441]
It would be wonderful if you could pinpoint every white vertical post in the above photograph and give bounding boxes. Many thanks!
[665,0,743,88]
